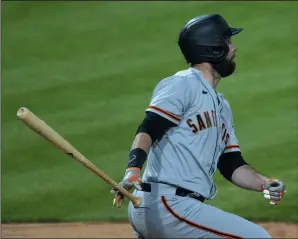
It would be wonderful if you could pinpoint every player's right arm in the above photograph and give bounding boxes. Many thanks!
[111,76,194,207]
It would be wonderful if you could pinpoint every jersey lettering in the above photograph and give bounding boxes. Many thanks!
[211,110,218,127]
[221,122,230,146]
[204,111,212,128]
[187,110,218,133]
[187,119,198,133]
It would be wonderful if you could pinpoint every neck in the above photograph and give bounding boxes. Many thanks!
[193,63,221,89]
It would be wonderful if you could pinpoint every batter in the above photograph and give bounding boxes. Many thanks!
[111,14,286,238]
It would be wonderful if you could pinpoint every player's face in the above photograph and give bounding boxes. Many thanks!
[215,38,237,78]
[226,38,236,63]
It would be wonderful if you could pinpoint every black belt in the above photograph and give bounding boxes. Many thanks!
[141,182,205,203]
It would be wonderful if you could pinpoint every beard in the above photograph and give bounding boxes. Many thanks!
[212,58,236,78]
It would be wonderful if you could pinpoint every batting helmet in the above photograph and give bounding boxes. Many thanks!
[178,14,243,65]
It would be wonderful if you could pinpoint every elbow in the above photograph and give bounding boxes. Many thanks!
[217,152,249,182]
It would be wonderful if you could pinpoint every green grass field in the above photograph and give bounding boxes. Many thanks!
[2,1,297,223]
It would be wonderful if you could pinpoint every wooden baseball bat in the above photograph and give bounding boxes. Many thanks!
[16,107,142,208]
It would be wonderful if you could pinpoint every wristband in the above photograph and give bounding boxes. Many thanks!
[128,148,147,169]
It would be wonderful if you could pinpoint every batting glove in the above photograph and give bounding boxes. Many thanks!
[110,167,142,208]
[260,178,286,205]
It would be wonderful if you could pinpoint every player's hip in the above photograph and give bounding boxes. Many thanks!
[128,182,206,238]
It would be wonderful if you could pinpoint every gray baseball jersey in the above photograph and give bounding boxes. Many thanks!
[142,67,240,200]
[128,67,271,238]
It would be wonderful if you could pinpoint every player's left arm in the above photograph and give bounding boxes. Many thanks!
[217,99,286,205]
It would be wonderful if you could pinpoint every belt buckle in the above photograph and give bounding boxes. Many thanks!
[188,192,202,200]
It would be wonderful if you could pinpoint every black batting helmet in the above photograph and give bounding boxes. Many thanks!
[178,14,243,65]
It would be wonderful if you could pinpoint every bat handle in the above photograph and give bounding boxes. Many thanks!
[132,196,142,208]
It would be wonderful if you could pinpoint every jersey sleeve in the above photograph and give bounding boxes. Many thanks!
[146,76,193,124]
[221,98,241,154]
[224,124,241,153]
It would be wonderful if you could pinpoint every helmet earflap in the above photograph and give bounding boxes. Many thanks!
[208,41,229,63]
[178,39,229,64]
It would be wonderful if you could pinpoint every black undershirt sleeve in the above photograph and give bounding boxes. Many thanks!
[217,151,248,181]
[136,111,177,143]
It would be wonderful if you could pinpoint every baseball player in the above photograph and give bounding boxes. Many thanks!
[111,14,286,238]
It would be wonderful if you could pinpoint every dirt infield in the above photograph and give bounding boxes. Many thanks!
[1,222,297,238]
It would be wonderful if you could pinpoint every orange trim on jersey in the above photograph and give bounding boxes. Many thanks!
[147,106,180,122]
[161,196,243,239]
[225,145,240,150]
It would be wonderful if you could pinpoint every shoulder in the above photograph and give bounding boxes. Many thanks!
[154,68,202,93]
[174,68,204,87]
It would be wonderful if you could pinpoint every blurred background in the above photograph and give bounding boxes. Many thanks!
[2,0,297,228]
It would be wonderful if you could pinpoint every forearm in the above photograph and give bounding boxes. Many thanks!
[231,164,268,192]
[128,111,175,169]
[131,132,152,154]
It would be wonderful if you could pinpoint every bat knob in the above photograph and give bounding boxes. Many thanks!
[17,107,29,119]
[132,197,142,208]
